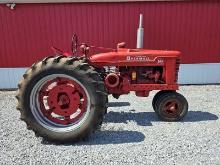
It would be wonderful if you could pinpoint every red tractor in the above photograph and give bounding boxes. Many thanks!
[16,33,188,142]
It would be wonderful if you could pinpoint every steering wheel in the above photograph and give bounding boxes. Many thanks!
[71,34,78,55]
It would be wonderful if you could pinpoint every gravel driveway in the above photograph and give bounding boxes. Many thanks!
[0,85,220,164]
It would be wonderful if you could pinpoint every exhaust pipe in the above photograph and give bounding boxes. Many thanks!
[136,14,144,49]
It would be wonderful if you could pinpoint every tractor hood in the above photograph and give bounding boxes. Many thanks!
[89,48,180,67]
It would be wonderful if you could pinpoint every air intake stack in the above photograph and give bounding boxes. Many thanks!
[136,14,144,49]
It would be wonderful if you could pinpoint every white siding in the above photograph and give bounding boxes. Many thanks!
[0,68,28,89]
[179,63,220,84]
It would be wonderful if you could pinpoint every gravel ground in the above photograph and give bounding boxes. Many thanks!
[0,85,220,165]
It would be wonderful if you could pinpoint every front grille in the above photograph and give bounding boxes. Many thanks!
[175,58,180,82]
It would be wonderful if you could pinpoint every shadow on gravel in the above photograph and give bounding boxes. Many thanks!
[105,111,155,126]
[41,111,217,146]
[105,110,218,126]
[184,111,218,122]
[107,102,131,107]
[86,130,145,145]
[41,130,145,146]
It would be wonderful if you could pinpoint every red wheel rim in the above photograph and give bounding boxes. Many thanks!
[162,99,181,118]
[38,77,88,126]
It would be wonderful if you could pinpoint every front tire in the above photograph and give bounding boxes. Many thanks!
[152,90,174,112]
[16,56,107,142]
[154,92,188,121]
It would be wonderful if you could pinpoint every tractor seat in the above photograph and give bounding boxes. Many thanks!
[117,42,126,48]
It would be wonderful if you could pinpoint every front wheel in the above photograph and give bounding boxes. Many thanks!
[152,90,175,112]
[154,92,188,121]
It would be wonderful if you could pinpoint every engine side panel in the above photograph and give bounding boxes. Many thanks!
[90,48,180,97]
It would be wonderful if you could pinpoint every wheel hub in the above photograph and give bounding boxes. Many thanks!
[164,100,180,115]
[37,77,88,125]
[58,94,70,106]
[47,84,80,116]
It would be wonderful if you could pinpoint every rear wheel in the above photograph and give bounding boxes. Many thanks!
[154,92,188,121]
[16,56,107,142]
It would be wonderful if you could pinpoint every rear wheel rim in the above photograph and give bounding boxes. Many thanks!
[30,74,91,133]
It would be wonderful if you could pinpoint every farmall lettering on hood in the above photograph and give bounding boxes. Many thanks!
[89,47,180,67]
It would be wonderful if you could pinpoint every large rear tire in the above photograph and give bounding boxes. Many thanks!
[16,56,107,142]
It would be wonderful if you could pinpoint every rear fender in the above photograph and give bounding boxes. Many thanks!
[51,46,72,56]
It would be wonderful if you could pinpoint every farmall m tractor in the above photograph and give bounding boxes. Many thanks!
[16,15,188,142]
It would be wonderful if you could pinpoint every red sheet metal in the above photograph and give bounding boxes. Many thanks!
[0,1,220,67]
